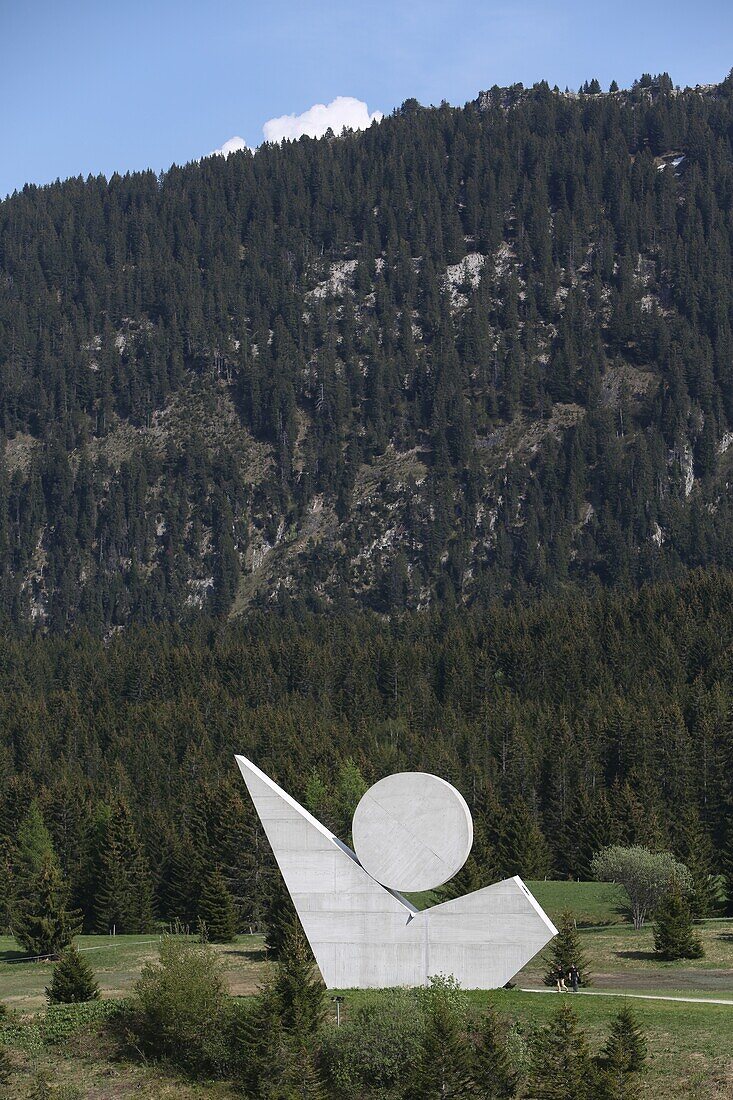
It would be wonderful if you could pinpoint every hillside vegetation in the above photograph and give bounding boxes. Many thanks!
[2,74,733,627]
[1,572,732,929]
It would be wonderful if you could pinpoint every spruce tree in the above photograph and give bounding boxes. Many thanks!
[232,979,285,1095]
[234,971,326,1099]
[0,857,14,933]
[277,1041,328,1100]
[161,835,199,929]
[544,909,591,986]
[93,800,154,934]
[409,983,473,1099]
[497,799,552,879]
[653,885,704,960]
[264,873,298,959]
[274,918,326,1038]
[14,802,56,884]
[471,1006,518,1098]
[46,944,100,1004]
[601,1002,647,1074]
[197,867,237,943]
[596,1004,647,1100]
[14,856,81,958]
[527,1003,595,1100]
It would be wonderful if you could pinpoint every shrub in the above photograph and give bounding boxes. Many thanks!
[320,994,421,1096]
[0,1044,12,1087]
[592,846,693,929]
[125,935,231,1077]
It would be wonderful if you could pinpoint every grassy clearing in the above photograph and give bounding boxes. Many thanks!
[525,879,629,925]
[0,934,268,1011]
[518,919,733,993]
[1,915,731,1014]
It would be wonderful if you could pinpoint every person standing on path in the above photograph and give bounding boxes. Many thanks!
[554,964,567,992]
[568,963,580,992]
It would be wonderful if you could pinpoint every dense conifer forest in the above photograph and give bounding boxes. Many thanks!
[1,572,732,929]
[2,71,733,931]
[3,72,733,626]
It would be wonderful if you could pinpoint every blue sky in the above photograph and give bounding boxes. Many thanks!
[2,0,732,197]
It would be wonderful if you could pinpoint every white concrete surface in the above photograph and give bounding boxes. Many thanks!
[352,772,473,891]
[235,755,557,989]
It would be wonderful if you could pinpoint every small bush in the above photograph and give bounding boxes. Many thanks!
[42,1000,122,1045]
[125,935,231,1077]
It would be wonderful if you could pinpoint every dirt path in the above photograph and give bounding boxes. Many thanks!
[521,988,733,1006]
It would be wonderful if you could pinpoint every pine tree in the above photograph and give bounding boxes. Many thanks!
[277,1040,328,1100]
[595,1003,647,1100]
[197,867,237,943]
[601,1002,647,1074]
[409,980,473,1100]
[653,885,704,960]
[264,873,298,959]
[471,1006,518,1098]
[0,857,14,933]
[234,973,326,1099]
[93,800,154,934]
[14,802,56,885]
[232,980,285,1096]
[161,835,199,929]
[527,1003,596,1100]
[497,799,552,879]
[13,855,81,958]
[544,909,591,987]
[274,919,326,1038]
[442,854,490,901]
[46,944,100,1004]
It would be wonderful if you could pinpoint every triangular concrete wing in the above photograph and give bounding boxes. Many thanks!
[235,755,419,988]
[416,875,558,989]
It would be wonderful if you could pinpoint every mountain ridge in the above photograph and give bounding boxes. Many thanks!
[2,71,733,630]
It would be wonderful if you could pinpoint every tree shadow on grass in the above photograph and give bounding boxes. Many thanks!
[219,947,268,963]
[0,948,40,963]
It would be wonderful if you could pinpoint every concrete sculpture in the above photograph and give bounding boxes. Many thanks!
[351,771,473,892]
[235,754,557,989]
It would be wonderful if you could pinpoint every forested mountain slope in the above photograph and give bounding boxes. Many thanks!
[3,72,733,629]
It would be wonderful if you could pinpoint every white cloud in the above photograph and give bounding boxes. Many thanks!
[208,135,251,158]
[262,96,382,143]
[207,96,382,162]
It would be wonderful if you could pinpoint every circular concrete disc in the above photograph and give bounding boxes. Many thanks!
[352,772,473,892]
